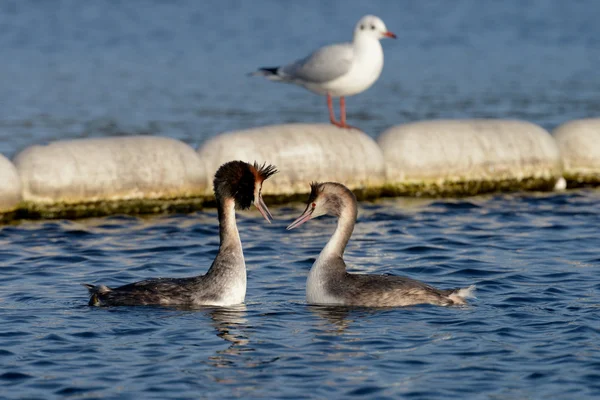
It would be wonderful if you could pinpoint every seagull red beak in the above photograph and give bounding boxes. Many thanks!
[255,192,273,223]
[383,31,397,39]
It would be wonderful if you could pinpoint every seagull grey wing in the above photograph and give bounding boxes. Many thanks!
[282,43,354,84]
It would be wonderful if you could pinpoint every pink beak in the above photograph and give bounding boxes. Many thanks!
[384,31,397,39]
[255,193,273,223]
[286,205,314,230]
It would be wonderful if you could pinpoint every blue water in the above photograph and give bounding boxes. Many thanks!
[1,192,599,398]
[1,0,600,157]
[1,0,600,398]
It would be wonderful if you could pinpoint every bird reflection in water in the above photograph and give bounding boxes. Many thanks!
[206,305,252,368]
[206,305,280,373]
[310,305,354,334]
[310,305,391,334]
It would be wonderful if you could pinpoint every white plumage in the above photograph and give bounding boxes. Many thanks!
[253,15,396,128]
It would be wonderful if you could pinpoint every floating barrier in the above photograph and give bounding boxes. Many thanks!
[553,119,600,187]
[197,124,386,199]
[13,137,208,218]
[0,118,594,222]
[0,155,22,216]
[377,120,563,196]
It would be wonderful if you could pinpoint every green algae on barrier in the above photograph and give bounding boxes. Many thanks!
[381,177,560,197]
[0,210,19,224]
[0,176,577,223]
[19,197,207,220]
[562,173,600,189]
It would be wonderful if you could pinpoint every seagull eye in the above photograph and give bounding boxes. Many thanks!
[370,25,376,30]
[360,24,365,30]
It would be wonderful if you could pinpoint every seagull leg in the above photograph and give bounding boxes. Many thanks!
[327,93,344,128]
[338,96,356,129]
[339,96,348,128]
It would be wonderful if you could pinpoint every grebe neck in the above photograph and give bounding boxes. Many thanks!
[206,197,244,275]
[218,198,241,246]
[321,196,358,259]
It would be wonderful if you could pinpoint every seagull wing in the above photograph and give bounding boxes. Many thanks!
[281,42,354,84]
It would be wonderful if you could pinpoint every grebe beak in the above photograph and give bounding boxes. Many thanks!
[286,204,314,230]
[255,192,273,223]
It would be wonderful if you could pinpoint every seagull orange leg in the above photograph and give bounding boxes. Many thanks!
[327,93,344,127]
[338,96,356,129]
[339,96,347,128]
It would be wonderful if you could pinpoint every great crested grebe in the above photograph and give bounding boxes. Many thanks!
[252,15,396,128]
[287,182,475,307]
[83,161,277,307]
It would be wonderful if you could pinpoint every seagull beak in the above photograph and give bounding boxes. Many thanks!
[286,205,314,230]
[255,192,273,223]
[383,31,397,39]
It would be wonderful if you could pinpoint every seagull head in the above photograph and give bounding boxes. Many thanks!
[353,15,396,41]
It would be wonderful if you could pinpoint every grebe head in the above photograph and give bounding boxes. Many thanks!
[354,15,396,41]
[286,182,355,230]
[213,161,278,222]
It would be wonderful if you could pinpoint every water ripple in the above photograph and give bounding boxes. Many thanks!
[0,0,598,395]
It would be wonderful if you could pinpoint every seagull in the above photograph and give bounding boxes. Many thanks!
[253,15,396,128]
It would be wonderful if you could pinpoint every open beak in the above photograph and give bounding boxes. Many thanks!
[383,31,397,39]
[286,205,314,230]
[255,193,273,223]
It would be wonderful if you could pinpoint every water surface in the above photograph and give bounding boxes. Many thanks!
[0,1,600,398]
[1,0,600,156]
[1,191,599,398]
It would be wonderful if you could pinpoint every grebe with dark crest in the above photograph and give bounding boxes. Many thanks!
[287,182,475,307]
[83,161,277,307]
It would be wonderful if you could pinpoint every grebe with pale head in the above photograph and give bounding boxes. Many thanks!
[287,182,475,307]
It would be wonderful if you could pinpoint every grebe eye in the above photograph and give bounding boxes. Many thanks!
[370,25,376,30]
[312,202,316,208]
